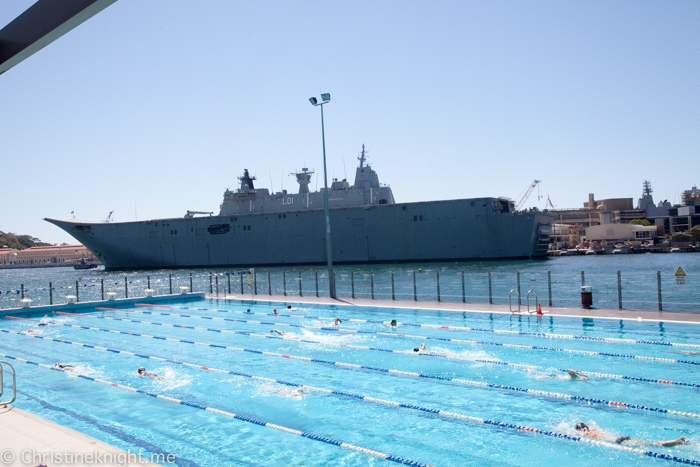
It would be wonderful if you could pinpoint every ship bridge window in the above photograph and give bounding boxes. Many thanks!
[208,224,231,235]
[379,199,387,204]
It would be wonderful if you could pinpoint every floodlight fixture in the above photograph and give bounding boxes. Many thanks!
[321,93,330,102]
[309,97,317,105]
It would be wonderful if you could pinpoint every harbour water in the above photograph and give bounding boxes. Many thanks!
[1,254,698,312]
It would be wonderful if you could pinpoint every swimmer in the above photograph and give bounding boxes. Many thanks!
[413,342,427,353]
[267,386,307,397]
[671,351,700,356]
[574,422,687,447]
[287,305,292,310]
[137,368,163,380]
[24,329,39,334]
[246,309,251,313]
[390,319,397,327]
[566,369,589,380]
[53,363,75,371]
[270,329,286,336]
[334,318,342,326]
[273,308,279,315]
[38,322,49,327]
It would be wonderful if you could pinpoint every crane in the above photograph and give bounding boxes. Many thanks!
[515,180,541,211]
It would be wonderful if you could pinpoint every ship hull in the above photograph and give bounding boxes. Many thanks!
[46,198,551,270]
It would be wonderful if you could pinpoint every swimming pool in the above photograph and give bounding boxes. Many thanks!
[2,299,700,466]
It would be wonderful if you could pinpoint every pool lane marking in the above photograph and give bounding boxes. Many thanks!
[130,304,700,350]
[48,314,700,389]
[2,354,698,466]
[0,353,431,467]
[90,309,700,367]
[4,330,561,426]
[4,328,698,420]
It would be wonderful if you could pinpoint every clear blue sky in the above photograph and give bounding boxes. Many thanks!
[1,1,698,245]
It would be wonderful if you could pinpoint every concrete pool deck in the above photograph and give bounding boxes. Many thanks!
[215,292,700,324]
[0,406,157,466]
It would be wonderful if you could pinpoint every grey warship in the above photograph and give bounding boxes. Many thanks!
[46,146,552,270]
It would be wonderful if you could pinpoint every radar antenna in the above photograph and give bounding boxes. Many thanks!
[358,144,368,168]
[104,210,114,223]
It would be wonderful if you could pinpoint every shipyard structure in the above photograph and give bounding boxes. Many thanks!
[46,147,552,270]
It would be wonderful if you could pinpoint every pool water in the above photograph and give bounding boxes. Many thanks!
[2,299,700,466]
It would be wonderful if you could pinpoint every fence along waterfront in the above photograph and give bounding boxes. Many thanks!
[0,267,697,312]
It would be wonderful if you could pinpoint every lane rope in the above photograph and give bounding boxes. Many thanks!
[0,352,432,467]
[133,303,700,349]
[4,328,698,420]
[95,308,700,367]
[25,317,700,390]
[1,350,696,465]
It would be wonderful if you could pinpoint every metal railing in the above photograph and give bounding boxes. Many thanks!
[0,361,16,408]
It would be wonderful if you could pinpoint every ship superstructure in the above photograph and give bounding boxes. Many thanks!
[46,145,551,270]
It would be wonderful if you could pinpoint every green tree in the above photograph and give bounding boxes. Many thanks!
[0,231,52,250]
[629,219,651,226]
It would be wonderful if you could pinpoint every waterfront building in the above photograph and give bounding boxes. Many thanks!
[14,245,98,264]
[0,248,18,265]
[584,224,660,244]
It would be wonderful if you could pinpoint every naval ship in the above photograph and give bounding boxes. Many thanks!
[46,146,552,270]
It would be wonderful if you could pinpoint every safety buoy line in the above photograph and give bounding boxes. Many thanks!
[5,328,699,420]
[132,304,700,350]
[0,353,432,467]
[0,352,696,465]
[96,309,700,367]
[46,311,700,388]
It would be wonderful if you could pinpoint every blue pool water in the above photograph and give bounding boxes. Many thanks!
[2,298,700,466]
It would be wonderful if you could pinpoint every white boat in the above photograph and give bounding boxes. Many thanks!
[671,248,682,253]
[585,249,596,255]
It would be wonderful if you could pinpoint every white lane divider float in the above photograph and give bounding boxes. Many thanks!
[131,303,700,349]
[93,307,700,367]
[4,328,699,420]
[0,351,432,467]
[0,350,696,466]
[47,313,700,390]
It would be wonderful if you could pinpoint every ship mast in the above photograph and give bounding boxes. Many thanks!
[358,144,368,168]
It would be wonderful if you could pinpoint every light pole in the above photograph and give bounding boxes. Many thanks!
[309,93,336,299]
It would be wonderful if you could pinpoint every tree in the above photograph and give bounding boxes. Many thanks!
[629,219,651,226]
[0,231,52,250]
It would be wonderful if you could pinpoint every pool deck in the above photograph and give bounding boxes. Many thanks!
[0,405,157,466]
[215,293,700,324]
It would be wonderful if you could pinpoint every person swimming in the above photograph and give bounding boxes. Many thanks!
[390,319,397,327]
[574,422,687,447]
[565,369,588,380]
[246,309,251,313]
[270,329,286,336]
[266,385,307,397]
[53,363,75,371]
[38,322,50,327]
[137,368,163,380]
[334,318,342,326]
[273,308,279,315]
[413,342,427,353]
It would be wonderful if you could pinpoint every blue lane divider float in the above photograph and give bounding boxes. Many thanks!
[0,351,696,466]
[48,313,700,389]
[0,351,432,467]
[24,314,700,391]
[4,328,699,420]
[133,303,700,350]
[99,308,700,367]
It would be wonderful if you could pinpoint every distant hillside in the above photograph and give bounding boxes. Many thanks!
[0,231,53,250]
